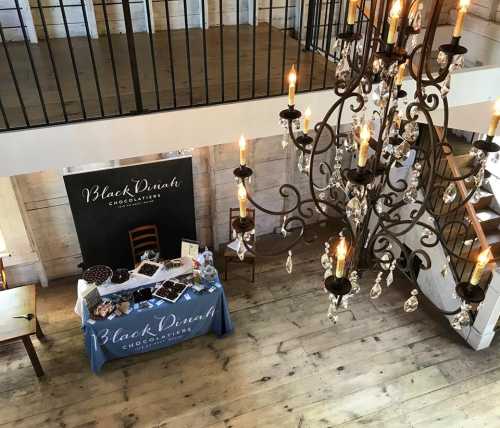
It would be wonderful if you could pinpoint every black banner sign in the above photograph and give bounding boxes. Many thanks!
[64,157,196,269]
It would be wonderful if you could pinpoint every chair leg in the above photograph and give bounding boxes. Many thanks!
[251,261,255,283]
[35,318,45,341]
[224,257,228,281]
[22,336,44,377]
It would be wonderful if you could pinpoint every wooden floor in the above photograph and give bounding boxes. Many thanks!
[1,236,500,427]
[0,24,335,129]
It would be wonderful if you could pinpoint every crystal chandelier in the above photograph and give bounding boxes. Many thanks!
[231,0,500,328]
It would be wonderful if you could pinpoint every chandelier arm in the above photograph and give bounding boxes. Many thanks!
[242,181,304,216]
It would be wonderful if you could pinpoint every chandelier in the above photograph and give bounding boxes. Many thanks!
[231,0,500,330]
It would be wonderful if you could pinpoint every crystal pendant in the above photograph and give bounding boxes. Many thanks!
[403,188,417,203]
[370,280,382,299]
[454,55,464,69]
[372,58,382,74]
[324,269,333,279]
[344,134,357,152]
[394,141,411,161]
[442,183,457,204]
[437,50,448,67]
[375,199,384,214]
[380,253,391,270]
[403,121,419,142]
[386,264,395,286]
[281,132,288,149]
[474,167,485,188]
[346,196,367,226]
[336,55,350,80]
[349,270,360,294]
[403,289,419,312]
[321,252,332,269]
[450,303,472,331]
[285,250,293,274]
[297,152,310,175]
[441,73,451,97]
[237,238,246,261]
[281,216,288,237]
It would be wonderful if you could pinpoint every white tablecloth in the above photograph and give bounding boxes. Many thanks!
[74,258,193,319]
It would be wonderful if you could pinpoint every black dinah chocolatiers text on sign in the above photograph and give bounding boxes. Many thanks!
[64,157,196,269]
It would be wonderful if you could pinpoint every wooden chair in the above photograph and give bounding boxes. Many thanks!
[128,225,161,266]
[224,208,256,282]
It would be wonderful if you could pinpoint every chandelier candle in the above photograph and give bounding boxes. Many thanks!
[288,65,297,106]
[335,238,347,278]
[387,0,402,45]
[487,98,500,137]
[453,0,470,38]
[470,248,490,286]
[358,124,371,167]
[239,134,247,166]
[347,0,358,25]
[304,107,312,134]
[238,184,247,218]
[395,61,406,86]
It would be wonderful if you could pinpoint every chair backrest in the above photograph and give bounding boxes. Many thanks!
[228,208,255,241]
[129,225,161,264]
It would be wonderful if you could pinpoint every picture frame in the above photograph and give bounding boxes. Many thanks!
[181,239,199,260]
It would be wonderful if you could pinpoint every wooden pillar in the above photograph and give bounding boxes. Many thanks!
[83,0,99,39]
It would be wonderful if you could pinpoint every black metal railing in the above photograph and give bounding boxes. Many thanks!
[0,0,367,132]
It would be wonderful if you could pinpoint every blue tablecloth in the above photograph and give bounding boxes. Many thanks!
[82,280,233,373]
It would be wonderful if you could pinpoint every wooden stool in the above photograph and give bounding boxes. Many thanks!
[0,284,45,377]
[224,208,256,282]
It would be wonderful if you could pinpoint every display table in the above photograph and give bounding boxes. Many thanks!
[81,279,233,373]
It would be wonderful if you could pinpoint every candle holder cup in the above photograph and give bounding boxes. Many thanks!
[338,25,362,42]
[455,282,485,304]
[232,216,255,234]
[473,136,500,153]
[324,275,352,297]
[347,166,373,186]
[233,165,254,180]
[296,134,314,147]
[439,36,468,57]
[280,106,302,121]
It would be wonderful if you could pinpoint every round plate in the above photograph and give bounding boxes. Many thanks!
[83,265,113,285]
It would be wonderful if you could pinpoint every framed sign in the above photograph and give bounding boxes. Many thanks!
[64,157,196,269]
[181,239,199,260]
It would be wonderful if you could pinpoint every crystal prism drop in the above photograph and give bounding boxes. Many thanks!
[281,216,288,238]
[285,250,293,274]
[386,270,394,287]
[437,50,448,67]
[442,183,457,204]
[394,141,411,161]
[375,199,384,214]
[237,238,246,261]
[441,74,451,97]
[380,253,391,270]
[321,252,331,269]
[281,132,288,149]
[404,289,419,312]
[349,270,360,294]
[450,304,472,330]
[370,281,382,299]
[324,269,333,279]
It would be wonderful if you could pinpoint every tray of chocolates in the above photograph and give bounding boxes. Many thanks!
[134,260,163,278]
[153,280,188,303]
[83,265,113,285]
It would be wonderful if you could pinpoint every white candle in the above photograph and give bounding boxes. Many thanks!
[387,0,402,45]
[470,248,490,286]
[453,0,470,38]
[304,107,312,134]
[358,124,371,168]
[288,65,297,106]
[335,238,348,278]
[238,183,247,218]
[347,0,358,25]
[487,98,500,137]
[239,134,246,166]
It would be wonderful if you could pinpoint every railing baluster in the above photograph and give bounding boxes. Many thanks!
[280,0,289,94]
[36,0,68,122]
[58,0,87,119]
[164,0,177,108]
[251,0,256,98]
[79,0,104,116]
[266,0,273,96]
[236,0,240,100]
[219,0,225,102]
[0,23,29,126]
[201,0,209,103]
[0,95,10,129]
[101,0,123,114]
[309,0,323,90]
[13,0,49,124]
[322,0,335,87]
[183,0,193,105]
[144,0,161,109]
[296,0,305,91]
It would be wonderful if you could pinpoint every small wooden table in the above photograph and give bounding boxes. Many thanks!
[0,284,45,377]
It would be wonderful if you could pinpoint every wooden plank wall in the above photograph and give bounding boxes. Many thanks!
[7,134,331,283]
